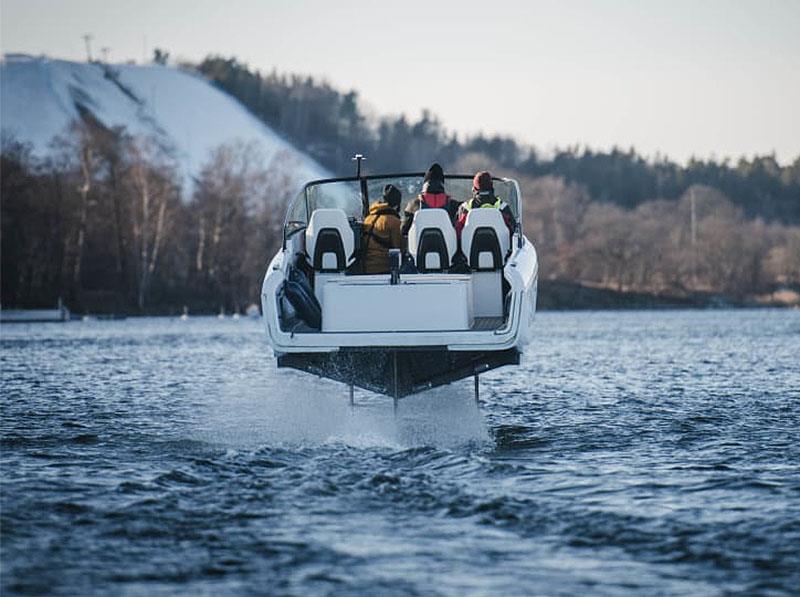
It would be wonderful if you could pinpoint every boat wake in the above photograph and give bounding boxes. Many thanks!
[199,371,491,450]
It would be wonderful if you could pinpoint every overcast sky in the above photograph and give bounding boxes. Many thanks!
[2,0,798,164]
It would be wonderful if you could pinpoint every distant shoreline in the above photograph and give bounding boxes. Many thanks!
[537,280,800,311]
[3,280,798,320]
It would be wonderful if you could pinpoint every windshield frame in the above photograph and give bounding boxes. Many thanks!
[282,172,522,248]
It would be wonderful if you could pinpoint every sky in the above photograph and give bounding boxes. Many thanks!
[2,0,799,165]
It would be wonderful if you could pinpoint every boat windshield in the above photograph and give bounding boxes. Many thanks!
[284,174,520,241]
[284,180,362,237]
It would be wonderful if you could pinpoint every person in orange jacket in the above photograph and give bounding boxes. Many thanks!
[361,184,405,274]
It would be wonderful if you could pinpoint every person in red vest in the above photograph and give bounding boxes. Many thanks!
[455,171,516,239]
[401,163,461,236]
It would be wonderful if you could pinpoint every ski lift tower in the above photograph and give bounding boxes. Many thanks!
[82,34,94,62]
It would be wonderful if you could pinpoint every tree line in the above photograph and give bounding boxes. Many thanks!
[2,53,799,313]
[1,119,294,314]
[3,124,798,313]
[195,56,800,224]
[517,172,800,299]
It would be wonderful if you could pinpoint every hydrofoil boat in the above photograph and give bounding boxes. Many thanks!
[261,162,538,406]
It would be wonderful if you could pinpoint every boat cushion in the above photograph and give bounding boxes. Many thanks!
[424,252,441,270]
[478,251,494,269]
[306,209,355,272]
[408,209,457,273]
[321,252,338,271]
[461,209,510,271]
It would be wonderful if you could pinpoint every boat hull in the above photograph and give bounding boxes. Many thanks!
[277,347,520,398]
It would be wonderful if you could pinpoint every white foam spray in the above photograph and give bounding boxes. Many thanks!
[200,369,491,450]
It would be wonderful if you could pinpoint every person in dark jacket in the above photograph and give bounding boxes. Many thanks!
[455,171,517,239]
[401,163,461,236]
[361,184,405,274]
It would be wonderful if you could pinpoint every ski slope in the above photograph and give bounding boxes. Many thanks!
[0,54,328,189]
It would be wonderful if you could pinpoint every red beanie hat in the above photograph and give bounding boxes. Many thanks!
[473,171,494,193]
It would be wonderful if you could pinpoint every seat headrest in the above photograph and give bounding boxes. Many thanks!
[461,208,511,268]
[407,209,457,264]
[305,208,355,270]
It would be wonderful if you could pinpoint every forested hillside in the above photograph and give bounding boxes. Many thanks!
[195,56,800,224]
[2,53,799,314]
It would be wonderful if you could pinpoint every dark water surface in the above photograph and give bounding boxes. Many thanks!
[2,310,799,595]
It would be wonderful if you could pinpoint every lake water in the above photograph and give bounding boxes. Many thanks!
[1,310,799,595]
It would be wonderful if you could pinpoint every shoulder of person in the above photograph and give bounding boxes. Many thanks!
[404,196,421,209]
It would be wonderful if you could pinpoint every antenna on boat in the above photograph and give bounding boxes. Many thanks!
[352,154,365,178]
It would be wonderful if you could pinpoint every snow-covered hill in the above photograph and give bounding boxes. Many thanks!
[0,54,328,189]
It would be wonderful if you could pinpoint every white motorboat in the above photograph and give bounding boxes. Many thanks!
[261,166,538,404]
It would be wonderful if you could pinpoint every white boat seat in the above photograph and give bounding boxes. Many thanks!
[305,208,355,273]
[407,209,457,273]
[461,208,511,271]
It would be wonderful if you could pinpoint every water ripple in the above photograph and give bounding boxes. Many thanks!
[2,311,799,594]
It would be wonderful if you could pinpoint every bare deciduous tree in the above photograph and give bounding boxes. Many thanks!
[125,137,180,309]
